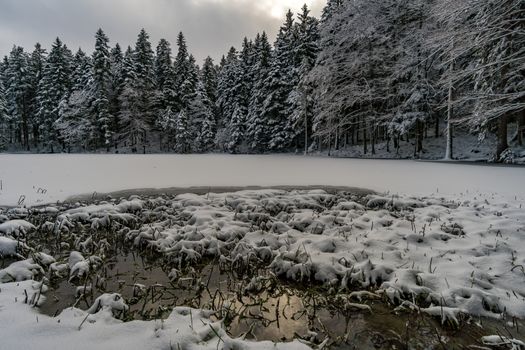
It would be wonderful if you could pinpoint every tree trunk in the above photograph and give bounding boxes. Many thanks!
[445,77,454,160]
[496,114,509,160]
[371,124,376,155]
[328,132,332,156]
[363,120,368,155]
[304,90,308,155]
[416,119,423,154]
[518,111,524,146]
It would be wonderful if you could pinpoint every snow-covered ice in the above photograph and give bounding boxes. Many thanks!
[1,154,525,206]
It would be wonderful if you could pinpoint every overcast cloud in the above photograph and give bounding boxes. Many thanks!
[0,0,324,64]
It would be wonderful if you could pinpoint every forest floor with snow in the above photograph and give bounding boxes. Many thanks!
[0,155,525,349]
[313,132,525,164]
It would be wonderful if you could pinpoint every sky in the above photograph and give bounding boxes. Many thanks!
[0,0,325,64]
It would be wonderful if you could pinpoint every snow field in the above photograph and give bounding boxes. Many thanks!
[1,154,525,207]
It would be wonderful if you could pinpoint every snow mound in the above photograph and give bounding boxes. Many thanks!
[0,219,35,237]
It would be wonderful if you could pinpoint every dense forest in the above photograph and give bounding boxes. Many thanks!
[0,0,523,161]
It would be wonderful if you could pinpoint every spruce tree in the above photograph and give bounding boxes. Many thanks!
[216,47,244,152]
[174,108,190,153]
[189,80,216,152]
[158,106,177,151]
[131,29,155,149]
[109,43,124,137]
[71,49,91,90]
[201,56,218,105]
[154,38,178,150]
[287,5,320,151]
[246,33,272,151]
[174,32,190,110]
[5,46,32,150]
[92,28,112,148]
[28,43,47,146]
[118,45,144,151]
[155,39,173,92]
[37,37,72,152]
[263,10,298,151]
[0,74,8,149]
[55,48,93,151]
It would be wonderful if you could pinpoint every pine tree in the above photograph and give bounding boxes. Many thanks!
[155,39,173,92]
[154,38,177,150]
[118,45,147,151]
[55,48,93,151]
[201,56,218,105]
[127,29,155,150]
[28,43,47,146]
[0,74,8,149]
[91,28,113,148]
[109,43,124,137]
[37,37,72,152]
[5,46,32,150]
[260,12,298,151]
[71,49,91,90]
[216,46,245,152]
[182,54,199,106]
[174,108,190,153]
[189,81,216,152]
[246,32,272,151]
[158,106,177,151]
[174,32,191,110]
[287,5,320,152]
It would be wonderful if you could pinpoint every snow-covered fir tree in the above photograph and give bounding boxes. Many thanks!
[109,43,124,136]
[217,46,250,153]
[28,43,47,146]
[54,48,93,150]
[201,56,218,107]
[174,108,191,153]
[0,73,8,149]
[36,37,72,152]
[5,46,32,150]
[262,10,299,151]
[245,32,272,152]
[189,80,216,153]
[286,5,320,152]
[91,28,113,149]
[174,32,192,110]
[158,106,177,151]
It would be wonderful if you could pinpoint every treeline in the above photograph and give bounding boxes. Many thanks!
[0,6,319,154]
[0,0,523,160]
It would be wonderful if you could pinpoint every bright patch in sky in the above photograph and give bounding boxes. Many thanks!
[192,0,319,18]
[266,0,315,17]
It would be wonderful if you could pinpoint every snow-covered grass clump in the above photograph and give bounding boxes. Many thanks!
[6,189,521,320]
[97,190,525,320]
[0,188,524,348]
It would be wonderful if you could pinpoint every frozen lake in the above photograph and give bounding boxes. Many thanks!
[1,154,524,206]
